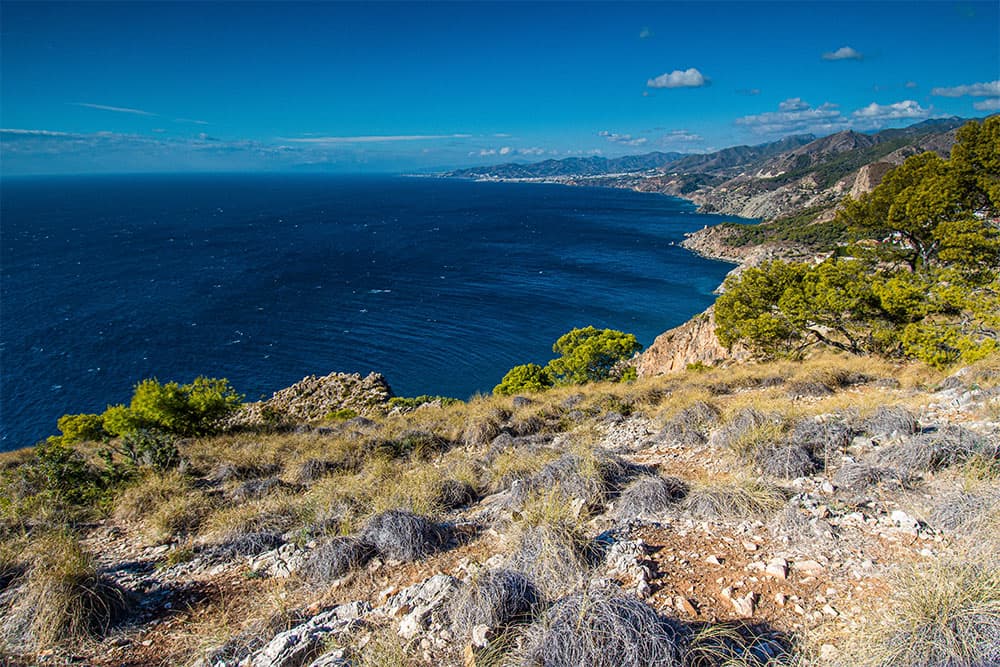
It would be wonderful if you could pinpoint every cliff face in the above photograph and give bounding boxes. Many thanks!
[231,371,394,426]
[636,306,749,377]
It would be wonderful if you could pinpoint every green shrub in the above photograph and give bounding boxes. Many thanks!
[55,414,106,444]
[119,429,181,471]
[547,326,642,385]
[494,363,554,395]
[103,376,242,437]
[388,395,461,410]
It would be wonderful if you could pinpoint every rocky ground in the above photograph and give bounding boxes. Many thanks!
[4,356,997,666]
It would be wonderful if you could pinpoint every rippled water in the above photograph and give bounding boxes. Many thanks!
[0,174,742,449]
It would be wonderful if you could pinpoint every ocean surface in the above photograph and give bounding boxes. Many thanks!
[0,174,745,450]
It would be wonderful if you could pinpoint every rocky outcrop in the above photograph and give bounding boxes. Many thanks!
[849,161,895,200]
[636,307,749,377]
[231,371,394,427]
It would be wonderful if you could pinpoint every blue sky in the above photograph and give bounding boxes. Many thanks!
[1,1,998,174]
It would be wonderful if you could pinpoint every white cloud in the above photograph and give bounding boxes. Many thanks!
[0,128,73,136]
[72,102,157,116]
[660,130,704,145]
[176,117,210,125]
[735,101,845,135]
[736,88,761,96]
[905,81,918,89]
[284,134,473,143]
[778,97,810,111]
[852,100,930,121]
[974,98,1000,111]
[598,131,648,146]
[646,68,708,89]
[498,146,512,155]
[930,80,1000,97]
[639,27,653,39]
[822,46,863,61]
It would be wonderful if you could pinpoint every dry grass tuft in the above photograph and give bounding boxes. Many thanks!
[147,490,215,542]
[297,536,375,586]
[684,477,785,521]
[517,587,682,667]
[854,560,1000,667]
[113,469,192,522]
[683,621,796,667]
[756,443,819,479]
[712,408,786,457]
[861,406,920,440]
[613,474,688,520]
[505,491,596,598]
[359,509,450,562]
[878,425,995,474]
[2,532,131,651]
[448,568,542,638]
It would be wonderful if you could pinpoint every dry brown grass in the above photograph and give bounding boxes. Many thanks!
[113,469,192,522]
[2,531,131,651]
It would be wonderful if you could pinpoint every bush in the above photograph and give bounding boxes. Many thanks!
[119,428,181,471]
[494,363,555,395]
[547,326,643,385]
[56,413,106,443]
[103,376,242,437]
[518,588,682,667]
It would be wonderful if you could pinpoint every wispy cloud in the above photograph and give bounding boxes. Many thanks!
[647,68,708,89]
[639,27,653,39]
[736,88,761,96]
[599,131,648,146]
[1,128,73,137]
[71,102,157,116]
[822,46,863,61]
[905,81,918,89]
[974,98,1000,111]
[660,130,704,145]
[735,99,845,135]
[778,97,810,111]
[930,80,1000,97]
[284,134,472,144]
[175,117,210,125]
[470,145,547,158]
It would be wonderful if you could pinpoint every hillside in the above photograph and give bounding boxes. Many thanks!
[448,117,970,230]
[2,356,999,667]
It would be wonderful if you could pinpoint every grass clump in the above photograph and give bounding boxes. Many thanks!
[147,490,214,542]
[756,443,819,479]
[857,560,1000,667]
[2,532,131,651]
[112,469,192,522]
[448,568,542,638]
[613,474,688,520]
[359,509,450,562]
[297,536,376,586]
[656,401,720,446]
[684,477,785,521]
[878,425,996,474]
[510,448,632,510]
[517,587,682,667]
[712,408,785,457]
[505,491,597,598]
[862,406,920,440]
[683,622,795,667]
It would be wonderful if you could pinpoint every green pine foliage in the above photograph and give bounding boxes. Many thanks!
[715,117,1000,368]
[494,327,642,395]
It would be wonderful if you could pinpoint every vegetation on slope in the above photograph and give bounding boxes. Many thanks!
[716,117,1000,367]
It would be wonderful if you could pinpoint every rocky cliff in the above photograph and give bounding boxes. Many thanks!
[636,307,750,376]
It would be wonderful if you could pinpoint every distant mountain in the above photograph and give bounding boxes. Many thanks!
[447,151,686,179]
[447,117,975,228]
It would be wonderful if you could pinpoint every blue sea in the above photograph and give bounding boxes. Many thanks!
[0,174,743,450]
